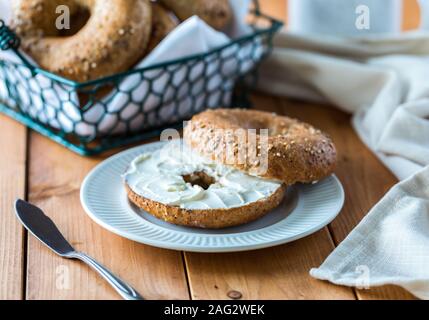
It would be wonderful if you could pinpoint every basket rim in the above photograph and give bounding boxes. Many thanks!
[2,10,283,89]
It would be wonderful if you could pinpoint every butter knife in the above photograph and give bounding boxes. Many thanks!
[14,199,144,300]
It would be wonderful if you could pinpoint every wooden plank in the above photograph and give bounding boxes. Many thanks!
[274,96,416,299]
[26,133,190,300]
[0,115,27,300]
[184,94,356,300]
[356,286,416,300]
[186,229,355,300]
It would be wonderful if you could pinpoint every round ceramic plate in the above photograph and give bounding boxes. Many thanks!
[81,141,345,252]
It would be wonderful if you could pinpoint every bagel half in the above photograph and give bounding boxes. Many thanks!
[123,141,286,229]
[184,108,337,185]
[126,184,286,229]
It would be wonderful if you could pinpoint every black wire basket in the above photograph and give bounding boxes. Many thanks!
[0,4,282,155]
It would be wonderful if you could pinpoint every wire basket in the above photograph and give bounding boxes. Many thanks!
[0,5,282,156]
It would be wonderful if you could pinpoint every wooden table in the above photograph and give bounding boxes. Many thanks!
[0,0,420,301]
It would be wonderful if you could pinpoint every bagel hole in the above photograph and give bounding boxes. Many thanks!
[182,172,216,190]
[58,8,90,37]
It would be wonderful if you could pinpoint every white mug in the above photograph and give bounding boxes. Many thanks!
[288,0,404,36]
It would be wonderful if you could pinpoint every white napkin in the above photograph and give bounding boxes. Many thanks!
[0,0,254,137]
[310,166,429,299]
[258,30,429,299]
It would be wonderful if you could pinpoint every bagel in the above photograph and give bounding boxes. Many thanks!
[159,0,232,30]
[11,0,152,82]
[146,2,179,53]
[123,141,286,229]
[184,109,337,185]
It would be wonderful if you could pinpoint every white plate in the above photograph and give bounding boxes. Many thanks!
[80,141,345,253]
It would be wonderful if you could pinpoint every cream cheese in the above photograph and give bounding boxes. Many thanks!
[123,141,282,210]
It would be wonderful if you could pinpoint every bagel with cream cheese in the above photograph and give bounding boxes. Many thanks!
[124,141,286,229]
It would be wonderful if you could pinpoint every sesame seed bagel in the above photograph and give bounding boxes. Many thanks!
[11,0,152,82]
[126,184,286,229]
[159,0,232,30]
[123,141,286,229]
[184,109,337,185]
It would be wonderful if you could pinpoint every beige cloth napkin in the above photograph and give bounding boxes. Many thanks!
[258,30,429,299]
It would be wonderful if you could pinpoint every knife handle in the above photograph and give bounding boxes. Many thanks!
[69,251,144,300]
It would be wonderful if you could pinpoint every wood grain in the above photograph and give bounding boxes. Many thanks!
[25,133,190,300]
[0,115,27,300]
[186,229,355,300]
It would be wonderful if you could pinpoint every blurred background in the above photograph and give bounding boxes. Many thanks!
[259,0,421,31]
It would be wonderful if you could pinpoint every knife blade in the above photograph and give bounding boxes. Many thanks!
[14,199,144,300]
[15,199,75,256]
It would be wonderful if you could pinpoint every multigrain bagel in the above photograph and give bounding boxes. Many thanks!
[159,0,232,30]
[146,2,179,53]
[126,184,286,229]
[184,109,337,185]
[11,0,152,82]
[123,141,286,228]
